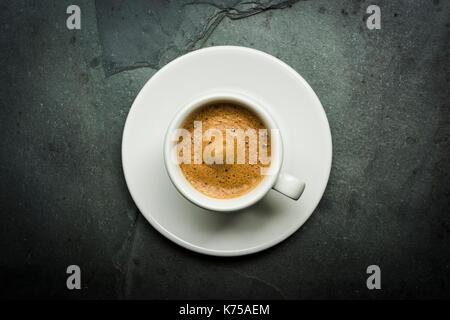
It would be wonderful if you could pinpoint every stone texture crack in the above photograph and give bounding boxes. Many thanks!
[232,270,287,299]
[94,0,300,76]
[112,212,140,298]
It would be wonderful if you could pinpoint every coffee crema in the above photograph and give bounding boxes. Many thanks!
[178,102,271,199]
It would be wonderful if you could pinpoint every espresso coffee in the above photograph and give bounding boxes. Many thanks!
[178,102,271,199]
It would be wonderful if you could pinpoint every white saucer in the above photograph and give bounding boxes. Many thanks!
[122,46,332,256]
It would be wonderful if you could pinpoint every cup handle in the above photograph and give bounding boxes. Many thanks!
[272,172,305,200]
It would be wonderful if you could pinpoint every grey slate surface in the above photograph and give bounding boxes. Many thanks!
[95,0,298,76]
[0,0,449,298]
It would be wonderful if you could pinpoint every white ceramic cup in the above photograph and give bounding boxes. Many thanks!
[163,91,305,212]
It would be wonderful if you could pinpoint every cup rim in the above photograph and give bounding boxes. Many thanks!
[163,91,283,212]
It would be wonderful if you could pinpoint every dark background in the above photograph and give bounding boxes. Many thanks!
[0,0,449,299]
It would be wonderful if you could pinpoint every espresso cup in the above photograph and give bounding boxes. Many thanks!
[163,91,305,212]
